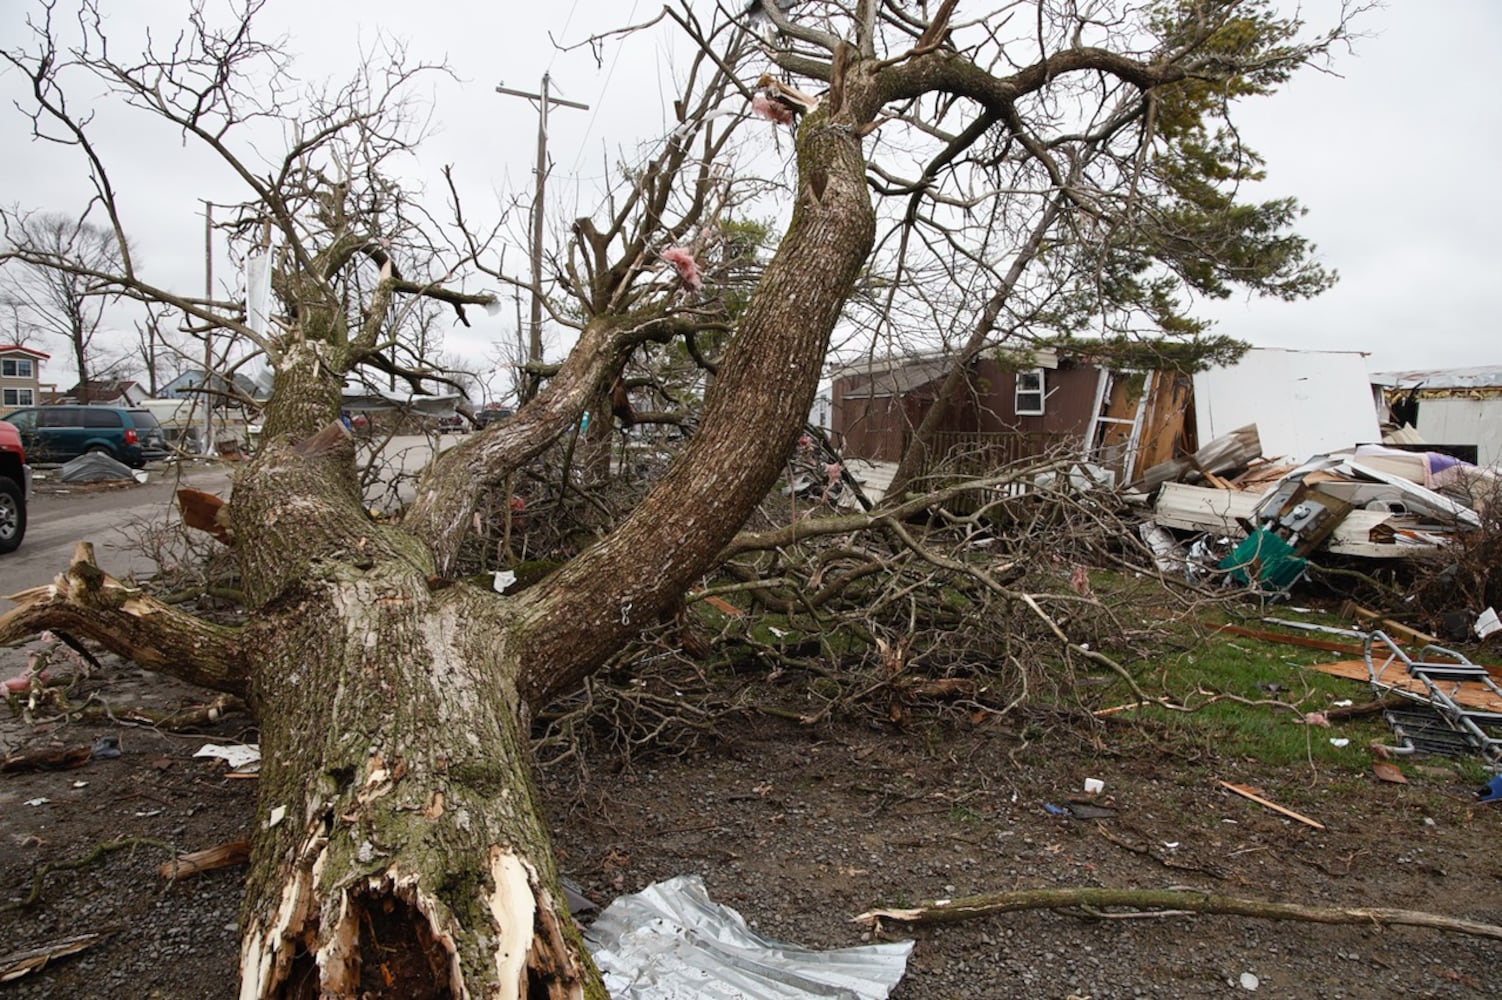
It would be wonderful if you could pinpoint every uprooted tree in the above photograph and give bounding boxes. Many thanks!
[0,1,1354,996]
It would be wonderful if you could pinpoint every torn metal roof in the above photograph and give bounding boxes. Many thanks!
[1370,366,1502,390]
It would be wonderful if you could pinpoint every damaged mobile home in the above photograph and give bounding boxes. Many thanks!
[829,346,1495,581]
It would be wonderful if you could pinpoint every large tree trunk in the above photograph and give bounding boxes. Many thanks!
[235,576,594,999]
[206,347,593,998]
[171,100,871,997]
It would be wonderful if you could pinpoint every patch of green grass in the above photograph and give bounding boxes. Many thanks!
[947,804,982,826]
[1100,613,1403,772]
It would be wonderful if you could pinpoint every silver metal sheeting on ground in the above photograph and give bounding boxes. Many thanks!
[583,875,913,1000]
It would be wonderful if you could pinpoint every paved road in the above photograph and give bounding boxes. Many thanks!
[1,434,458,595]
[1,462,236,595]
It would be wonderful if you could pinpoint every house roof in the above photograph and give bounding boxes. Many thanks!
[62,379,140,403]
[830,347,1062,399]
[1370,366,1502,390]
[0,344,50,359]
[161,369,262,398]
[839,359,953,399]
[829,347,1061,380]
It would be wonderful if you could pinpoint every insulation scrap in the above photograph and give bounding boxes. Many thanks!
[660,247,703,291]
[751,92,795,125]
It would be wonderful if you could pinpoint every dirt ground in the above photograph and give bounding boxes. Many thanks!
[3,644,1501,1000]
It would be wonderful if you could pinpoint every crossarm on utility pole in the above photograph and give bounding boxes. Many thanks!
[495,75,590,400]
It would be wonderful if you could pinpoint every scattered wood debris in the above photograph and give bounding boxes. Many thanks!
[159,837,252,880]
[0,933,101,984]
[1218,781,1326,830]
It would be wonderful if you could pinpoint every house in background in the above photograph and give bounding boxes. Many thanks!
[148,370,266,454]
[830,346,1382,484]
[159,368,264,402]
[1371,366,1502,468]
[830,349,1102,465]
[1,344,49,414]
[48,378,148,407]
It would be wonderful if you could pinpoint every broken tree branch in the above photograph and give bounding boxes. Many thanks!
[0,543,249,697]
[855,887,1502,942]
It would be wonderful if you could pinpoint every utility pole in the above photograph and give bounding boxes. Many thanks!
[496,74,588,399]
[200,199,216,456]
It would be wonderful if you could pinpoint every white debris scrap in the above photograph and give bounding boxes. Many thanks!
[584,875,912,1000]
[194,743,262,771]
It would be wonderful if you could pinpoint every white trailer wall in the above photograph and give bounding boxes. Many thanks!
[1193,348,1380,462]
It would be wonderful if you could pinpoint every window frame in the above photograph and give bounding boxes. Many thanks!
[2,357,36,379]
[1014,367,1046,416]
[2,387,35,407]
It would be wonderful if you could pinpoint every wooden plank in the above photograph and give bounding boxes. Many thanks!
[1307,660,1502,712]
[1201,471,1235,490]
[1341,602,1443,646]
[1219,781,1325,830]
[1215,624,1370,657]
[158,837,252,879]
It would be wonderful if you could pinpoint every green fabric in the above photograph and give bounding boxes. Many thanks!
[1220,528,1306,590]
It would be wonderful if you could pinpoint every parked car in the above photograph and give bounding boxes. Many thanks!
[474,407,513,429]
[436,413,470,434]
[0,405,170,469]
[0,418,31,553]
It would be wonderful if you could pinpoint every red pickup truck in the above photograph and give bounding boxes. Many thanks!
[0,417,31,553]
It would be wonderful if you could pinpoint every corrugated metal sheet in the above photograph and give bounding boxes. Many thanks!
[1371,366,1502,390]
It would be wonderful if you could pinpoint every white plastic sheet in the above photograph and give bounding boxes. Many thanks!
[584,875,913,1000]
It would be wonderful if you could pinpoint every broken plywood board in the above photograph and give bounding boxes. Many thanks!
[1309,660,1502,713]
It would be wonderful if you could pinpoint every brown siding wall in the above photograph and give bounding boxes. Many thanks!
[831,359,1106,463]
[969,360,1100,437]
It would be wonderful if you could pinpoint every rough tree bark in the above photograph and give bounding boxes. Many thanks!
[1,92,877,1000]
[0,3,1346,996]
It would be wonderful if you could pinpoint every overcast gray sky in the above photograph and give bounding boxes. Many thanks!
[1198,0,1501,374]
[1,0,1496,384]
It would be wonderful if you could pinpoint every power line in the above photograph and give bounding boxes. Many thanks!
[569,0,641,175]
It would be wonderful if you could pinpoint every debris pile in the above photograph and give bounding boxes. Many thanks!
[1138,425,1496,589]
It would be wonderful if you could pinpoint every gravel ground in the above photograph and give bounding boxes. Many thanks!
[3,648,1500,999]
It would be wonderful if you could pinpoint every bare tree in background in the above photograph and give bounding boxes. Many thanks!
[0,1,1356,996]
[0,210,131,398]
